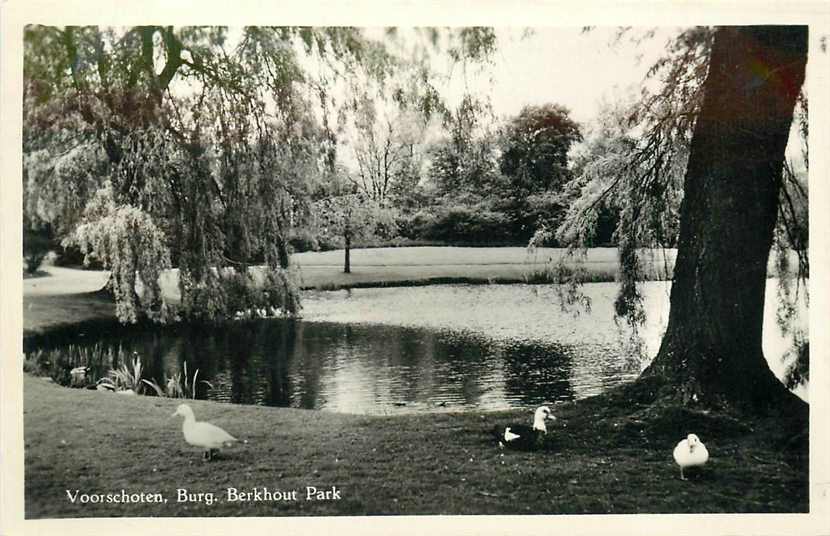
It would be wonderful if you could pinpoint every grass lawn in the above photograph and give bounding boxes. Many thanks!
[293,246,673,289]
[24,266,115,336]
[292,246,626,267]
[24,375,807,518]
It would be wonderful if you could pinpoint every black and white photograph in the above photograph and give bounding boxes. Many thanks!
[2,1,829,534]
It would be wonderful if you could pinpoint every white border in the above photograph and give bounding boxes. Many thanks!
[2,1,829,535]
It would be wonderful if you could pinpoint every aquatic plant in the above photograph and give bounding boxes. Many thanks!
[141,362,212,399]
[140,378,166,397]
[106,353,145,394]
[24,342,219,400]
[172,362,212,399]
[22,343,132,388]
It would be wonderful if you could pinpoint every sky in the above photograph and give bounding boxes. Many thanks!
[325,26,685,171]
[434,27,674,126]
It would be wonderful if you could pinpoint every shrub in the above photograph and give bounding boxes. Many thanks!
[315,234,342,251]
[23,229,51,274]
[180,266,301,321]
[222,271,259,317]
[288,231,319,253]
[52,242,105,269]
[421,205,514,243]
[395,210,434,239]
[179,271,229,322]
[261,267,302,315]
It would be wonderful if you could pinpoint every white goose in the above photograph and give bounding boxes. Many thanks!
[172,404,238,461]
[673,433,709,480]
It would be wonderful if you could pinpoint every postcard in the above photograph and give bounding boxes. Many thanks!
[2,1,829,534]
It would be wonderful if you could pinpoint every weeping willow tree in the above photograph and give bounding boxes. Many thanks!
[23,26,496,323]
[554,26,809,413]
[23,26,337,321]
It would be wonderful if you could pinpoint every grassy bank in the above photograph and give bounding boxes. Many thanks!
[24,375,807,518]
[24,266,115,336]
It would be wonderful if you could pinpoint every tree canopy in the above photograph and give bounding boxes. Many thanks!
[23,26,481,321]
[25,26,345,320]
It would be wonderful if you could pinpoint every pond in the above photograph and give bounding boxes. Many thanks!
[28,280,807,414]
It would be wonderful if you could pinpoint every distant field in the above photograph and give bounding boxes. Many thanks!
[292,246,676,289]
[292,246,624,267]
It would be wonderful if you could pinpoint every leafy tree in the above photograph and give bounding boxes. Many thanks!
[349,95,427,204]
[556,98,684,289]
[499,103,582,192]
[68,182,171,322]
[498,103,582,240]
[641,26,808,411]
[771,99,809,392]
[314,192,396,273]
[429,94,499,201]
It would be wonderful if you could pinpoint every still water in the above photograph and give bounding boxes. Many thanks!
[35,281,807,414]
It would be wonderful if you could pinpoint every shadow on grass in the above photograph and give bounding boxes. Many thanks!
[23,270,52,280]
[23,372,808,518]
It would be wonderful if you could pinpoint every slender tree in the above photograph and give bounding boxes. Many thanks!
[429,94,498,200]
[314,192,395,273]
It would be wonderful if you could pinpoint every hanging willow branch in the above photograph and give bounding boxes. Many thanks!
[553,26,809,349]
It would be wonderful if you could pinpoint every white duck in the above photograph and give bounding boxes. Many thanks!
[172,404,238,461]
[673,433,709,480]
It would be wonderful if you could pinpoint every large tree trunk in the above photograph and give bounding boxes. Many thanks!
[642,26,808,412]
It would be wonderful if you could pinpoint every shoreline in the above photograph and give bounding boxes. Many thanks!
[24,246,670,338]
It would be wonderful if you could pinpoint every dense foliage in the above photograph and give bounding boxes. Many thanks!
[419,98,583,245]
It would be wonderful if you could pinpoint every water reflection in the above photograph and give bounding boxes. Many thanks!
[26,281,807,414]
[301,280,808,402]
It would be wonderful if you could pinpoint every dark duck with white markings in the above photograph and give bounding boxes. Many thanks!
[492,406,555,451]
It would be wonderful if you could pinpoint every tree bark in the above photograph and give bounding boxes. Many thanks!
[344,232,351,274]
[641,26,808,412]
[277,235,290,269]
